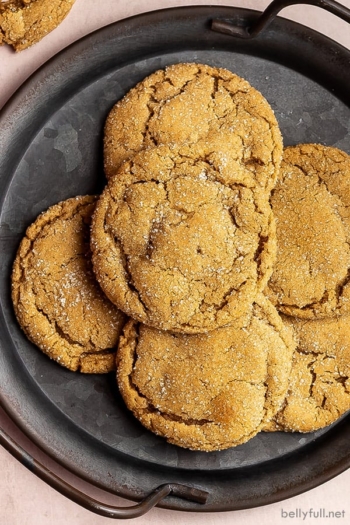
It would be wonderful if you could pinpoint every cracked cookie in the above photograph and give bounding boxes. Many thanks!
[12,195,126,373]
[265,315,350,433]
[267,144,350,319]
[0,0,75,51]
[116,295,295,451]
[104,62,283,193]
[91,143,277,333]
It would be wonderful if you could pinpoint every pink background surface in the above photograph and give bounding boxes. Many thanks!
[1,1,350,524]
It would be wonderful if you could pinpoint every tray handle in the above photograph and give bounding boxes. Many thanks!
[211,0,350,39]
[0,426,208,519]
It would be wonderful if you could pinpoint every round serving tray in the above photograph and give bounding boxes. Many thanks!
[1,2,350,515]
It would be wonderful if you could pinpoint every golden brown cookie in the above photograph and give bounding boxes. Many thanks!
[104,62,283,193]
[265,315,350,433]
[12,195,126,373]
[91,143,277,333]
[267,144,350,319]
[0,0,75,51]
[116,295,295,451]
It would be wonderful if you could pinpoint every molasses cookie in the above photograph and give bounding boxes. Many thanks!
[0,0,75,51]
[104,62,283,193]
[265,315,350,433]
[116,295,295,451]
[12,196,125,373]
[91,143,277,333]
[267,144,350,319]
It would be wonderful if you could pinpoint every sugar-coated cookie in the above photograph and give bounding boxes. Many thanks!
[12,196,125,373]
[0,0,75,51]
[116,295,295,451]
[267,144,350,319]
[91,143,277,333]
[265,314,350,432]
[104,62,283,194]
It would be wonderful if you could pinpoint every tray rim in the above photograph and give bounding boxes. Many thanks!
[1,3,350,513]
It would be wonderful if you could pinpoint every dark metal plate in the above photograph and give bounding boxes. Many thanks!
[0,6,350,512]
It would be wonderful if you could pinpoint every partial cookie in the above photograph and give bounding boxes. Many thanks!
[265,315,350,433]
[104,62,283,193]
[116,295,295,451]
[0,0,75,51]
[267,144,350,319]
[12,196,125,373]
[91,143,277,333]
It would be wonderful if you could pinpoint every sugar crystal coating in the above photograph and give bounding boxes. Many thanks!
[117,295,295,451]
[267,144,350,319]
[0,0,76,51]
[92,143,277,333]
[104,62,283,195]
[265,314,350,433]
[12,195,126,373]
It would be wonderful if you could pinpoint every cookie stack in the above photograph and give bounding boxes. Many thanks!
[11,63,350,451]
[90,62,299,451]
[264,144,350,434]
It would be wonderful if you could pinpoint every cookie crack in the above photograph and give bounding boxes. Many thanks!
[144,97,160,146]
[293,162,339,201]
[18,198,93,264]
[253,235,269,263]
[106,230,150,315]
[54,321,86,348]
[244,156,266,167]
[335,376,350,394]
[211,75,220,95]
[163,70,198,89]
[36,304,106,353]
[80,348,116,358]
[0,1,29,12]
[276,287,332,312]
[306,358,318,398]
[150,253,247,316]
[34,300,85,348]
[129,328,213,426]
[335,267,350,301]
[124,254,150,314]
[210,279,248,313]
[143,75,204,145]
